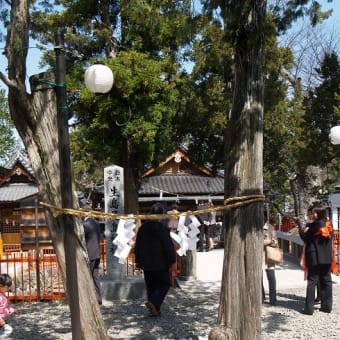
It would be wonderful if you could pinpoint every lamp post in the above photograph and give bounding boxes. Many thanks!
[84,61,152,299]
[84,64,129,292]
[54,29,81,339]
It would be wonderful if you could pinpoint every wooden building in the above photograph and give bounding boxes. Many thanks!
[0,151,52,251]
[138,147,224,213]
[0,147,224,249]
[90,147,225,214]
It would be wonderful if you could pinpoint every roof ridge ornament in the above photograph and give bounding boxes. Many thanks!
[174,151,182,163]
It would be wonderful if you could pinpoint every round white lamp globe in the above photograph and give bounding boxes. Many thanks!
[330,126,340,145]
[84,64,114,94]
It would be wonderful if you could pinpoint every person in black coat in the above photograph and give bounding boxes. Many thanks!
[134,203,176,316]
[299,206,333,315]
[197,201,211,252]
[83,206,102,305]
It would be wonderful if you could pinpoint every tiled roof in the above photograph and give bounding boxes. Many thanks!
[0,183,39,202]
[139,174,224,195]
[0,166,9,175]
[7,149,35,177]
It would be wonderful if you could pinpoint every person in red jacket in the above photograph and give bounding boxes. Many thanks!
[134,203,176,317]
[299,206,333,315]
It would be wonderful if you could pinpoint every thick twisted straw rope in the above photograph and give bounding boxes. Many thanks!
[41,194,265,221]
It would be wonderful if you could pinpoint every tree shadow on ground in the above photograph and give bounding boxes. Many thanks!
[262,291,307,335]
[103,281,220,339]
[9,301,71,340]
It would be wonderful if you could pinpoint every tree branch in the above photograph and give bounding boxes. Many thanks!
[0,71,20,90]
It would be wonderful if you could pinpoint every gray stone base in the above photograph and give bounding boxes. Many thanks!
[101,277,146,301]
[178,250,197,281]
[177,274,196,282]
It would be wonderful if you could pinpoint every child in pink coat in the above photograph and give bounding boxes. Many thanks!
[0,274,17,339]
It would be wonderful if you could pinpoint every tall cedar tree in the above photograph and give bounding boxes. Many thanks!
[201,1,334,339]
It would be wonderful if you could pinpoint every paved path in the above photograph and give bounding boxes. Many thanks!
[195,248,340,288]
[6,248,340,339]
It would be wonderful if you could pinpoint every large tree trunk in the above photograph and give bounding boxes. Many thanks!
[209,2,265,339]
[122,139,139,214]
[1,1,108,339]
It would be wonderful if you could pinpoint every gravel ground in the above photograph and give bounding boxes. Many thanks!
[4,276,340,339]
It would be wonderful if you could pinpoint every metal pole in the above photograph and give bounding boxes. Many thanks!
[34,199,41,301]
[55,28,82,339]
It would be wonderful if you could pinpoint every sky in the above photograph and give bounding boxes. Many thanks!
[0,0,340,92]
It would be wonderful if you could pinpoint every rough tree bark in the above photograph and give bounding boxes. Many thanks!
[121,139,140,214]
[0,1,108,339]
[209,1,266,339]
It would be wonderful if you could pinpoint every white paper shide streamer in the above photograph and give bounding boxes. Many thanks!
[112,218,136,264]
[171,215,201,256]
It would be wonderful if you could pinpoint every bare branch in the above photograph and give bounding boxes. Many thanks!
[0,71,19,90]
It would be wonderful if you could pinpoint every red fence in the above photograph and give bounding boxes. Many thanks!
[0,250,65,301]
[279,217,297,232]
[0,241,107,302]
[333,231,340,275]
[0,241,179,301]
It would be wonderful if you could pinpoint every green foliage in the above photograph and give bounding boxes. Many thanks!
[70,51,179,188]
[172,12,232,172]
[3,0,337,204]
[263,49,340,211]
[0,89,17,166]
[25,1,195,189]
[263,16,296,203]
[302,52,340,167]
[268,0,333,31]
[120,0,196,59]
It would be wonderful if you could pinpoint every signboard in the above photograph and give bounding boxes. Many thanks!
[104,165,124,214]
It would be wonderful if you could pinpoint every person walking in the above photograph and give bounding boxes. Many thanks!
[208,202,217,250]
[299,206,333,315]
[83,205,102,305]
[0,274,17,339]
[134,203,176,317]
[197,201,210,252]
[167,204,179,232]
[300,208,321,304]
[262,220,278,306]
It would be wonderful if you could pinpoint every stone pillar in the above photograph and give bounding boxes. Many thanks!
[102,165,145,300]
[178,250,197,281]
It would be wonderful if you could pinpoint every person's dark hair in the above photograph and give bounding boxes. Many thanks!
[81,204,92,211]
[151,203,165,214]
[313,206,327,220]
[170,203,179,211]
[0,274,12,287]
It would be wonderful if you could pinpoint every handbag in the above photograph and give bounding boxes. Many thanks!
[265,245,283,264]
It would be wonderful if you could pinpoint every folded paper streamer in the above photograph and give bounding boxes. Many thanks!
[113,214,201,262]
[113,218,136,264]
[171,215,201,256]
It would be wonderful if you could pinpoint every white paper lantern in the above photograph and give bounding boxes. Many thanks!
[84,64,114,93]
[330,126,340,145]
